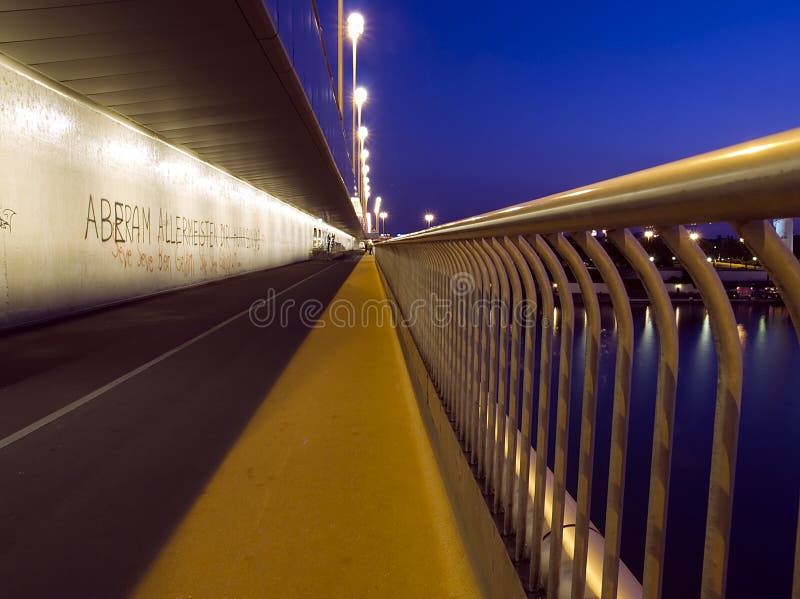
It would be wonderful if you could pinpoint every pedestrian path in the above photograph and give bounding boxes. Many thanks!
[131,255,483,598]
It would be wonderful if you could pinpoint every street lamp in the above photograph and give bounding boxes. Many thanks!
[355,87,368,109]
[424,213,434,227]
[689,231,700,241]
[347,13,364,173]
[379,211,387,235]
[357,126,369,227]
[354,86,368,202]
[373,196,382,235]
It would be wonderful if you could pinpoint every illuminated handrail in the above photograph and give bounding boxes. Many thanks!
[376,128,800,599]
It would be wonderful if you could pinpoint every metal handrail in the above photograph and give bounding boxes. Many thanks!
[390,128,800,243]
[376,128,800,599]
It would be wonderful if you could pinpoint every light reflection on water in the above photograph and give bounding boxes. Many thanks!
[541,302,799,599]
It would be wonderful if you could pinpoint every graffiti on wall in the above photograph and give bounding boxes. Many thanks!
[0,208,16,232]
[84,195,258,276]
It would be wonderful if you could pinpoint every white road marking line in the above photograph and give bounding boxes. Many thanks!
[0,262,342,451]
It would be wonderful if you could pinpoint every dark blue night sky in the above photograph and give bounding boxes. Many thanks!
[322,1,800,235]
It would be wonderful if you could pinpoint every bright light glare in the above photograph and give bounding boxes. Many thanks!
[363,165,370,175]
[358,126,368,141]
[14,105,73,140]
[361,149,370,162]
[689,232,700,241]
[104,139,151,165]
[354,87,368,107]
[347,13,364,40]
[644,230,654,239]
[379,211,387,219]
[424,213,434,223]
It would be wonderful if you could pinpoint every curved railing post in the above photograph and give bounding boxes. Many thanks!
[574,231,635,599]
[548,233,602,599]
[609,228,679,599]
[530,234,575,598]
[492,237,524,533]
[517,235,557,590]
[735,220,800,599]
[660,225,743,599]
[482,239,513,513]
[473,240,502,498]
[454,241,483,461]
[503,236,540,561]
[465,240,492,479]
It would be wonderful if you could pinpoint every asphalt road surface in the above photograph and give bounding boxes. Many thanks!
[0,255,359,598]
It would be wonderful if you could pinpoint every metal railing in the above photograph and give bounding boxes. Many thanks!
[375,128,800,599]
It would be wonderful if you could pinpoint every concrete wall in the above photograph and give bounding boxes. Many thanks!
[0,55,354,329]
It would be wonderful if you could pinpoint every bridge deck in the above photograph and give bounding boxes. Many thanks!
[131,255,480,597]
[0,255,480,598]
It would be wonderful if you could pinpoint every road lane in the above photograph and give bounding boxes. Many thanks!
[0,255,359,598]
[0,258,353,439]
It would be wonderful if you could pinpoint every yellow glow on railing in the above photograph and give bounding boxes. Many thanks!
[723,143,778,159]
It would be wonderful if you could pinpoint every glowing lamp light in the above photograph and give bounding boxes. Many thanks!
[354,87,368,107]
[424,213,434,226]
[347,13,364,41]
[361,149,370,162]
[358,126,368,141]
[689,232,700,241]
[644,230,654,239]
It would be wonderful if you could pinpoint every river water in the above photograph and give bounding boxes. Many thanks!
[538,302,799,598]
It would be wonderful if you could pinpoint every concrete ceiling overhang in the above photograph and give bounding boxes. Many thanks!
[0,0,363,237]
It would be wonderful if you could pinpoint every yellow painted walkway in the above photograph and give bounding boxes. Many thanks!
[132,256,482,599]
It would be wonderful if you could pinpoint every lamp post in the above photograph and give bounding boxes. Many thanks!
[347,13,364,173]
[379,211,387,235]
[337,1,344,115]
[358,126,368,226]
[424,213,434,228]
[354,87,367,200]
[373,196,382,236]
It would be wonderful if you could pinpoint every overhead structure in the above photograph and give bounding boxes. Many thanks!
[0,0,362,236]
